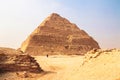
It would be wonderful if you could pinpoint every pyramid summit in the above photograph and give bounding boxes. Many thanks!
[20,13,100,55]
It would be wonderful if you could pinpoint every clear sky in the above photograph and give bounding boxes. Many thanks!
[0,0,120,49]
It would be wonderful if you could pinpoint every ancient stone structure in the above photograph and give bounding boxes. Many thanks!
[0,47,23,55]
[0,53,43,73]
[20,13,100,55]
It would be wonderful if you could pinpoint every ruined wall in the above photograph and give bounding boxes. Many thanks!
[0,53,43,73]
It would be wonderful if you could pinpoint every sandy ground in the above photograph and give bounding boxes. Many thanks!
[1,49,120,80]
[36,50,120,80]
[35,55,84,80]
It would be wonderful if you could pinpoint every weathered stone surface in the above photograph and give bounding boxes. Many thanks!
[20,13,100,55]
[0,53,43,73]
[0,47,23,55]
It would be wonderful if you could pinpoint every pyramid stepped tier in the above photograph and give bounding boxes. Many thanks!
[20,13,100,55]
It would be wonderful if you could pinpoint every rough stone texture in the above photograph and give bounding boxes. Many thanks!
[0,53,43,73]
[20,13,100,55]
[0,47,23,55]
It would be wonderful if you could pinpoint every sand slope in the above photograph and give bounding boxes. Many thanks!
[35,49,120,80]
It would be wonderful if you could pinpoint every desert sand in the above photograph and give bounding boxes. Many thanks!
[36,49,120,80]
[1,49,120,80]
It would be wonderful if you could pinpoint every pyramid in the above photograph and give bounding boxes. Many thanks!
[20,13,100,55]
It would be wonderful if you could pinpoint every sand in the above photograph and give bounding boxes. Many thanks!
[1,49,120,80]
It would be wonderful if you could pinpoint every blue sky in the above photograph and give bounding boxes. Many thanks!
[0,0,120,49]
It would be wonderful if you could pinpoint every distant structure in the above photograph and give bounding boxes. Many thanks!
[20,13,100,55]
